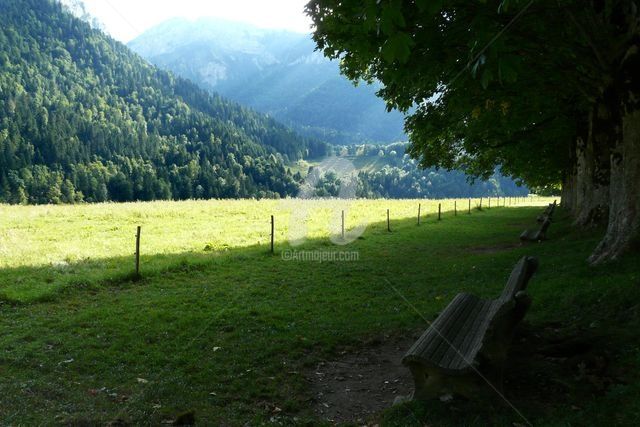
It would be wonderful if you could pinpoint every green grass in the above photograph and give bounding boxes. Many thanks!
[1,198,638,426]
[0,197,534,304]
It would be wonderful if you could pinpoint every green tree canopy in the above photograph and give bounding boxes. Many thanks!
[307,0,640,263]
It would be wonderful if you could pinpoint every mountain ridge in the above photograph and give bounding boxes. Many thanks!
[128,18,407,145]
[0,0,326,204]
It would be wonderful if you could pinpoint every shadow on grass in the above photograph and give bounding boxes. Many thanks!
[0,206,558,305]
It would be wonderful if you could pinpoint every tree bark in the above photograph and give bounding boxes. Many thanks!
[561,138,578,215]
[589,108,640,264]
[561,170,577,214]
[561,118,586,216]
[573,105,611,227]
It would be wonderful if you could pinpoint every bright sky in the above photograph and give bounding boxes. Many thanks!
[80,0,313,42]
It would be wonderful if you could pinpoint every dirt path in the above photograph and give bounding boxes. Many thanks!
[307,336,415,424]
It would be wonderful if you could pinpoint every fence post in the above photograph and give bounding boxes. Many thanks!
[270,215,275,254]
[387,209,391,232]
[468,198,471,214]
[135,226,141,277]
[417,203,421,226]
[454,200,457,216]
[438,203,441,221]
[480,197,483,210]
[488,197,491,209]
[341,210,345,240]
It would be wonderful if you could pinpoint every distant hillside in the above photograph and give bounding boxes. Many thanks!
[0,0,328,204]
[299,143,529,199]
[128,18,407,145]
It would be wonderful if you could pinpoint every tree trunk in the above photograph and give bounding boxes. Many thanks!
[561,118,585,216]
[573,105,611,227]
[589,108,640,264]
[561,170,577,214]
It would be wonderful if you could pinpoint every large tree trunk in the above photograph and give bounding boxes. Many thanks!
[561,118,586,216]
[589,108,640,264]
[573,105,611,227]
[561,131,578,215]
[561,169,577,214]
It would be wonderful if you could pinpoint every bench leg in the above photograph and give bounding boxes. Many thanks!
[406,363,444,401]
[405,363,505,402]
[411,368,446,400]
[406,364,480,401]
[400,357,511,403]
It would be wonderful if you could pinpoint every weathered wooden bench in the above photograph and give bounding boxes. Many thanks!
[536,200,557,223]
[520,216,552,241]
[398,256,538,402]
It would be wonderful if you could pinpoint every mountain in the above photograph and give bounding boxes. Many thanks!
[0,0,327,204]
[128,18,407,145]
[302,142,529,199]
[348,143,529,199]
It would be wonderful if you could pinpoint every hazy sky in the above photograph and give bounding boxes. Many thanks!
[80,0,313,42]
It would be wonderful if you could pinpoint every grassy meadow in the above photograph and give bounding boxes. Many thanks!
[0,197,537,303]
[1,197,639,426]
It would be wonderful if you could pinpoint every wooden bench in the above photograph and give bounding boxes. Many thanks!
[520,217,552,242]
[536,200,557,223]
[398,256,538,402]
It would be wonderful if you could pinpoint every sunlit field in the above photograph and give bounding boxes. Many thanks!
[0,196,552,303]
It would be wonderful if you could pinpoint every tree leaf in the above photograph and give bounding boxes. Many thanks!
[381,1,406,34]
[381,32,414,63]
[481,68,493,89]
[416,0,443,15]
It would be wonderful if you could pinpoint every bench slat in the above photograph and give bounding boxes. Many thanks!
[417,293,478,360]
[449,300,505,370]
[404,293,479,368]
[423,293,477,354]
[440,299,496,370]
[428,296,486,369]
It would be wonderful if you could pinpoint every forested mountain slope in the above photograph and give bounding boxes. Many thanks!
[0,0,326,204]
[305,143,529,199]
[128,18,407,145]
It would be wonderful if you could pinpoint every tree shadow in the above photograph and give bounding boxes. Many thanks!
[0,205,546,305]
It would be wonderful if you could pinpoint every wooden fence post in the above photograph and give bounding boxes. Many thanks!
[341,210,345,239]
[270,215,274,254]
[480,197,483,210]
[135,226,141,277]
[488,197,491,209]
[468,198,471,214]
[417,203,421,226]
[438,203,441,221]
[454,200,457,216]
[387,209,391,232]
